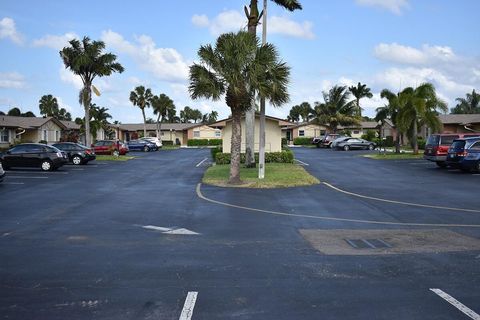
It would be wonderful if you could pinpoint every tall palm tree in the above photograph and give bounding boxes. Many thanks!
[451,89,480,114]
[129,86,153,137]
[314,85,360,133]
[396,83,447,154]
[243,0,302,168]
[348,82,373,117]
[39,94,58,117]
[60,36,124,147]
[151,93,175,141]
[189,31,290,184]
[376,89,403,153]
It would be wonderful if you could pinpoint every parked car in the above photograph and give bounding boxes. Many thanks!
[312,136,324,144]
[446,137,480,171]
[0,143,68,171]
[460,139,480,172]
[127,139,158,152]
[330,136,352,149]
[336,138,376,151]
[52,142,96,165]
[92,140,129,156]
[424,133,480,167]
[141,137,163,148]
[0,161,4,183]
[317,134,343,148]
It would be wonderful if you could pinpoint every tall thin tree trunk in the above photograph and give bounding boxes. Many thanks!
[412,120,418,154]
[83,84,92,147]
[156,114,161,140]
[141,108,147,137]
[258,0,267,179]
[229,109,242,184]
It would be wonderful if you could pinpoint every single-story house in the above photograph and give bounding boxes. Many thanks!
[281,122,327,143]
[339,121,397,139]
[437,114,480,134]
[216,114,284,153]
[0,115,67,148]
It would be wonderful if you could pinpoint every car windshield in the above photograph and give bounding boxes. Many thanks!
[426,135,440,146]
[440,135,459,145]
[449,140,465,151]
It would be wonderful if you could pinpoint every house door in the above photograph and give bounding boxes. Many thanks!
[286,130,291,142]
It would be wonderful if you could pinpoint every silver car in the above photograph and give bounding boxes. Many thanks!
[141,137,163,148]
[330,136,350,148]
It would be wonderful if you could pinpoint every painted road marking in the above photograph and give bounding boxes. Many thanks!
[322,182,480,214]
[141,225,200,235]
[2,182,25,185]
[6,170,68,174]
[7,176,48,179]
[294,159,309,166]
[195,158,208,167]
[430,289,480,320]
[70,168,85,171]
[196,183,480,228]
[179,291,198,320]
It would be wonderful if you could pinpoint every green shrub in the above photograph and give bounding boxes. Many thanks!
[384,136,394,147]
[215,150,294,165]
[208,139,222,146]
[361,130,377,141]
[211,146,222,160]
[417,137,426,150]
[162,140,174,146]
[39,140,47,144]
[187,139,222,146]
[281,138,288,146]
[293,137,313,145]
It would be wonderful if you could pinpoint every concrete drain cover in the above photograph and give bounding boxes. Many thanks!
[345,238,392,249]
[300,229,480,255]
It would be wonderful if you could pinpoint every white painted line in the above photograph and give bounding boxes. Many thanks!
[164,228,200,235]
[70,168,85,171]
[142,225,172,232]
[2,182,25,185]
[195,158,208,167]
[179,291,198,320]
[7,171,68,174]
[7,176,48,179]
[430,289,480,319]
[294,159,309,166]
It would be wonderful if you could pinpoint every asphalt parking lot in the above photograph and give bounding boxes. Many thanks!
[0,147,479,319]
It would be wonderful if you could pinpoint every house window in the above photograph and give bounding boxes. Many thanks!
[320,130,326,135]
[0,129,8,142]
[55,130,60,141]
[215,130,221,137]
[43,130,48,141]
[299,130,305,137]
[193,131,200,138]
[353,130,360,134]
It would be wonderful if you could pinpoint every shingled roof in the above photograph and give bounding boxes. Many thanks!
[0,115,67,129]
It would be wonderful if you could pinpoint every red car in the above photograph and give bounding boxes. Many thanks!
[424,133,480,167]
[92,140,129,156]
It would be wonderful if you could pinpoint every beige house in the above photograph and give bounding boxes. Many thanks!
[219,114,283,153]
[0,115,67,148]
[437,114,480,134]
[187,124,222,140]
[282,122,326,143]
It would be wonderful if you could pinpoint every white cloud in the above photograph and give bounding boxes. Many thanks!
[374,43,456,65]
[101,30,189,82]
[32,32,79,50]
[56,96,73,113]
[0,17,24,45]
[59,66,83,90]
[355,0,410,15]
[0,72,26,89]
[192,14,209,28]
[192,11,315,39]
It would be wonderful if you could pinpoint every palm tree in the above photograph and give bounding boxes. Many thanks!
[151,93,175,141]
[243,0,302,168]
[130,86,153,137]
[189,31,289,184]
[7,107,21,116]
[451,89,480,114]
[376,89,403,153]
[39,94,72,120]
[314,85,360,133]
[60,36,124,147]
[348,82,373,117]
[396,83,447,154]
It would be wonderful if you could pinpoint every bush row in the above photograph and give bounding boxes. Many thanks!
[187,139,222,146]
[293,137,313,145]
[215,150,294,165]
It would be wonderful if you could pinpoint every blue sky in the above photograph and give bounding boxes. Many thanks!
[1,0,479,123]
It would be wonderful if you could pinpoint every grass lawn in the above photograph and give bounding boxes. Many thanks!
[362,152,424,160]
[161,145,180,150]
[203,163,320,188]
[95,155,135,161]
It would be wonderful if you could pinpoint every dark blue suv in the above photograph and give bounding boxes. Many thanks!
[446,137,480,172]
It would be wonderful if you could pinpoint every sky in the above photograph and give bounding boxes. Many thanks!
[0,0,479,123]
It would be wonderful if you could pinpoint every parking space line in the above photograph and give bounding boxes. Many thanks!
[195,158,208,167]
[6,171,68,174]
[430,289,480,319]
[179,291,198,320]
[294,159,309,166]
[2,182,25,185]
[7,176,48,179]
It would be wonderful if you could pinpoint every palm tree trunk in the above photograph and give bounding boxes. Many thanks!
[83,84,92,146]
[258,0,267,179]
[141,108,147,138]
[412,120,418,154]
[229,109,243,184]
[156,114,161,140]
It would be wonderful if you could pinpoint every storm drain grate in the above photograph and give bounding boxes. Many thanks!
[345,238,392,249]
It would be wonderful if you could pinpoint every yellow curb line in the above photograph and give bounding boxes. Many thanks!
[196,183,480,228]
[322,182,480,214]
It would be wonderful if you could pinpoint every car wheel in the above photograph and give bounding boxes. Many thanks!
[436,161,447,168]
[143,146,150,152]
[112,150,120,157]
[41,160,53,171]
[72,155,82,165]
[368,144,375,150]
[343,145,350,151]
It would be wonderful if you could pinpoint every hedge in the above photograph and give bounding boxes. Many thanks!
[187,139,222,146]
[211,146,222,159]
[162,140,174,146]
[215,150,294,165]
[293,137,313,145]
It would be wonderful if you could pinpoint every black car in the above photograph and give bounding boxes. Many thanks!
[0,143,68,171]
[53,142,96,165]
[336,138,376,151]
[446,137,480,170]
